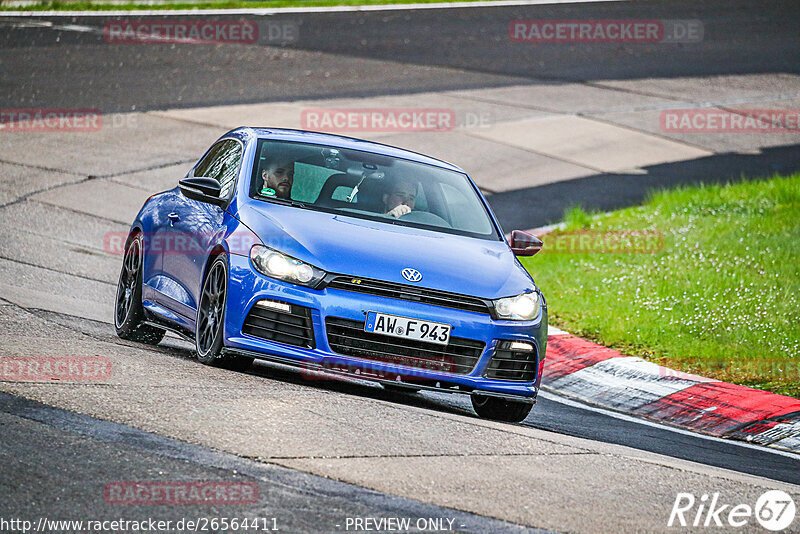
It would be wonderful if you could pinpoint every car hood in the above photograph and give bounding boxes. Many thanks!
[238,202,535,299]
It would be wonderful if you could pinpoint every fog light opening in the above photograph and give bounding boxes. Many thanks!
[254,299,292,313]
[507,341,534,352]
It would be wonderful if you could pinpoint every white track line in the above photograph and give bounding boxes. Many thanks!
[0,0,625,17]
[0,20,102,34]
[539,389,800,460]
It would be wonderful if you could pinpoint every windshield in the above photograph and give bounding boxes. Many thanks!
[249,139,500,240]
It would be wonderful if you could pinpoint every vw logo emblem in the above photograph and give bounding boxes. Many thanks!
[401,268,422,282]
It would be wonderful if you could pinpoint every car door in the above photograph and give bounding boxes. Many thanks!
[160,139,243,326]
[140,191,178,311]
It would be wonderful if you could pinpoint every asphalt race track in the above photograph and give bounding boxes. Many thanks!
[2,0,799,111]
[3,0,800,229]
[1,0,799,532]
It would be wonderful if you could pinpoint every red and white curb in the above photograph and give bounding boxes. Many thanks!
[543,328,800,454]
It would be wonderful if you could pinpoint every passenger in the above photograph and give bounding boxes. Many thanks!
[383,177,418,218]
[260,159,295,199]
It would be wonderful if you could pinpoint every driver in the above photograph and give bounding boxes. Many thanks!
[260,159,295,199]
[383,176,418,218]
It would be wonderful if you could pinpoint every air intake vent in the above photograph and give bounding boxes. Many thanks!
[325,317,484,375]
[483,341,538,382]
[242,300,314,348]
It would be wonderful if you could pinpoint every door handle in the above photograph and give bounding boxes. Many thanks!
[168,212,180,225]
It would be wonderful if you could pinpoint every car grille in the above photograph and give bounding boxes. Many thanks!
[325,317,484,375]
[483,341,539,382]
[242,301,315,349]
[326,276,490,315]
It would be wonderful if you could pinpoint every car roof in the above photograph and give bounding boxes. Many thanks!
[228,127,465,173]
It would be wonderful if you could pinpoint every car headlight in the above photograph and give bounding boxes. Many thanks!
[250,245,326,287]
[493,292,541,321]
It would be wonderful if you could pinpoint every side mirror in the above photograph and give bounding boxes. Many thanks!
[510,230,543,256]
[179,177,225,206]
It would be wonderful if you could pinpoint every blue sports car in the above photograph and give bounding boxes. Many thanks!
[115,127,546,422]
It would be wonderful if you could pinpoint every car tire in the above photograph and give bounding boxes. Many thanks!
[195,255,253,372]
[471,393,533,423]
[114,233,165,345]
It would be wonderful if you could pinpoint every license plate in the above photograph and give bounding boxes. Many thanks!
[364,312,451,345]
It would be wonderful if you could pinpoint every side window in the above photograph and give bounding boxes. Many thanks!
[193,139,242,200]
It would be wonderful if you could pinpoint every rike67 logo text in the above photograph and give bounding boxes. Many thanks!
[669,490,796,531]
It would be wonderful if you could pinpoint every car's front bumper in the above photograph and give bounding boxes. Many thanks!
[224,253,546,400]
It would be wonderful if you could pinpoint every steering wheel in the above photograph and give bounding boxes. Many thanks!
[398,210,452,228]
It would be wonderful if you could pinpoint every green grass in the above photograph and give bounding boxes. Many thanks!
[562,205,600,230]
[521,174,800,398]
[1,0,493,11]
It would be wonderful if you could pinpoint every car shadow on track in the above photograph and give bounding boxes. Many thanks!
[44,311,485,421]
[488,143,800,231]
[245,359,479,419]
[146,330,481,420]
